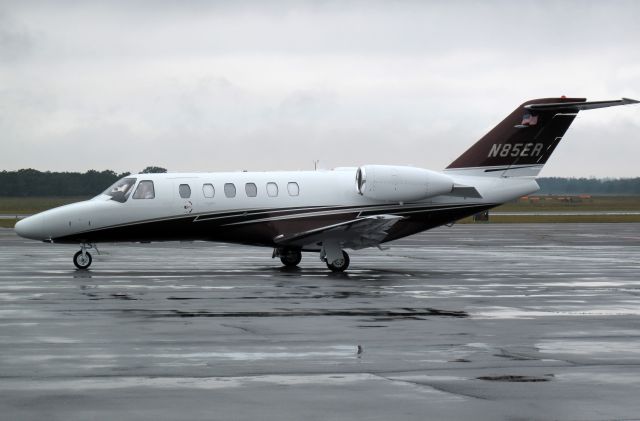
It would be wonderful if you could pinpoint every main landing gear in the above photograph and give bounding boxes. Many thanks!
[320,240,350,273]
[273,244,351,272]
[73,243,95,270]
[277,248,302,267]
[324,250,350,272]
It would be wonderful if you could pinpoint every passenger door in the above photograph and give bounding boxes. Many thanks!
[127,179,168,220]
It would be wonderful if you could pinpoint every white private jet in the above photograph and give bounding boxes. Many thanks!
[15,97,638,271]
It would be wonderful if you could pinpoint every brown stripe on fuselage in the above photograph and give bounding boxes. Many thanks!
[50,202,496,247]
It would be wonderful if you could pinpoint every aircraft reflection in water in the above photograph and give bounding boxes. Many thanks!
[15,97,639,271]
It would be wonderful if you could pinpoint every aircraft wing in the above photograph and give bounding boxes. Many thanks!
[274,214,403,250]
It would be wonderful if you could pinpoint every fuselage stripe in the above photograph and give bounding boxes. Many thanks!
[60,202,494,240]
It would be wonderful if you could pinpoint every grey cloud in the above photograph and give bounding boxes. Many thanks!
[0,11,36,61]
[278,89,338,122]
[0,1,638,176]
[8,1,640,58]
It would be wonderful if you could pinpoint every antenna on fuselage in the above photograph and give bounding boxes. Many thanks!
[314,160,320,171]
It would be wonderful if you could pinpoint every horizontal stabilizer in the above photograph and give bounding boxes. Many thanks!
[274,214,403,250]
[525,98,639,112]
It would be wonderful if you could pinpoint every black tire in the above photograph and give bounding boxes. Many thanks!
[327,251,350,272]
[280,249,302,267]
[73,250,92,270]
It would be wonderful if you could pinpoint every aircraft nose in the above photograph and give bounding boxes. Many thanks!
[14,214,47,240]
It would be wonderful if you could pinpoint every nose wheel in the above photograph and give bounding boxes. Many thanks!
[73,243,94,270]
[73,250,92,269]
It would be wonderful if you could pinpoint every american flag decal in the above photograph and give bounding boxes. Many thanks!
[521,113,538,126]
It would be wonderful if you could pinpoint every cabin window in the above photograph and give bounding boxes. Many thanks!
[224,183,236,198]
[103,177,136,203]
[287,182,300,196]
[245,183,257,197]
[133,180,155,199]
[179,184,191,199]
[266,182,278,197]
[202,183,215,198]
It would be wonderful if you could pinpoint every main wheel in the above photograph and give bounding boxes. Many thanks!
[73,250,92,270]
[326,251,350,272]
[280,249,302,267]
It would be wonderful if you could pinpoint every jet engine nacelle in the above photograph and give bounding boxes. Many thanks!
[356,165,454,202]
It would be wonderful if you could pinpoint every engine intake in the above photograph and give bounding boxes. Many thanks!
[356,165,454,202]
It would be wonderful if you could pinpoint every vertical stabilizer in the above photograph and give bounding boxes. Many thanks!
[445,97,638,177]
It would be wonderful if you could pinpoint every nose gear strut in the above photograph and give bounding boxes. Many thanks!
[73,243,95,270]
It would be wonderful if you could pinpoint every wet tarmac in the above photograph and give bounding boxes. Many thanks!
[1,223,639,420]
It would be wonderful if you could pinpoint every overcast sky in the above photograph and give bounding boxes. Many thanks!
[1,0,639,177]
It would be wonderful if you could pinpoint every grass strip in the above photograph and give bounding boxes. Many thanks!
[0,219,18,228]
[495,196,640,212]
[459,214,640,224]
[0,197,88,214]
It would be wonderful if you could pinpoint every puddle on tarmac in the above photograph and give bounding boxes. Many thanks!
[127,307,469,319]
[477,374,553,382]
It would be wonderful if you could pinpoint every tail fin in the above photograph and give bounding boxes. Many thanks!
[445,97,638,177]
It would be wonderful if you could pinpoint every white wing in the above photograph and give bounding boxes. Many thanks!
[274,214,403,250]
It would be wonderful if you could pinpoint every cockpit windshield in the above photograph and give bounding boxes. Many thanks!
[102,177,137,203]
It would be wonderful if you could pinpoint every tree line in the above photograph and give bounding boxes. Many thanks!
[0,169,639,196]
[0,167,166,197]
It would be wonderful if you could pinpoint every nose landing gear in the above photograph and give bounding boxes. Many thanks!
[73,243,95,270]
